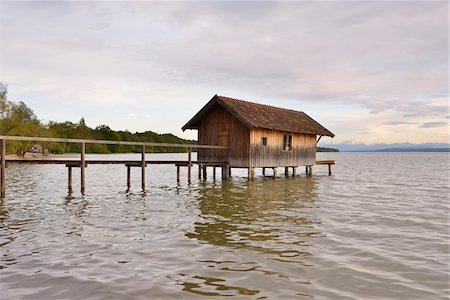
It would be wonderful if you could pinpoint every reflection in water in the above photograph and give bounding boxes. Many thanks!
[1,153,448,299]
[181,177,320,297]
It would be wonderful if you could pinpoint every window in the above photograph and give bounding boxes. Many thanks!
[283,134,292,151]
[262,137,268,146]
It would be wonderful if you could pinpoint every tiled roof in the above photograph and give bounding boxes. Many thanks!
[182,95,335,137]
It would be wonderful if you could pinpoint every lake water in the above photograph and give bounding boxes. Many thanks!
[0,152,448,299]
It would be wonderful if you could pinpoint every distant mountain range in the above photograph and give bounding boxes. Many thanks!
[318,142,450,152]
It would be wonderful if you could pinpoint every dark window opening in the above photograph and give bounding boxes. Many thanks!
[262,137,268,146]
[283,134,292,151]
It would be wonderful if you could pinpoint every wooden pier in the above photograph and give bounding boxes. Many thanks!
[0,135,335,198]
[0,135,229,197]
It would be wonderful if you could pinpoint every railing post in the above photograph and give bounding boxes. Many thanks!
[81,142,85,194]
[187,147,192,184]
[1,139,5,198]
[141,144,146,190]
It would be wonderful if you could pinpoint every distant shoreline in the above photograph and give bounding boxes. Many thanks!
[341,148,450,153]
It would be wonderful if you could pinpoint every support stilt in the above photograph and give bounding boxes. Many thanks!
[213,167,216,180]
[248,167,255,180]
[221,164,229,180]
[262,167,266,176]
[68,166,73,194]
[187,148,192,184]
[177,165,180,183]
[0,139,5,198]
[127,165,131,189]
[81,142,85,195]
[198,164,202,179]
[141,144,146,190]
[285,167,289,176]
[292,167,297,176]
[202,165,207,179]
[272,167,277,179]
[328,164,332,175]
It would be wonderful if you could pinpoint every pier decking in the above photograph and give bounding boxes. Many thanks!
[0,135,334,197]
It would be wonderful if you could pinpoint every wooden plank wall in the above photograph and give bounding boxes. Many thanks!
[198,103,250,167]
[250,128,316,167]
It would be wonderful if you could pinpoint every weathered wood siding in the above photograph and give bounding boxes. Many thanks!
[198,103,250,167]
[250,129,316,167]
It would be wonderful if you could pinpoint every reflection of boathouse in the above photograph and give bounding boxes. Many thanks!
[182,95,334,178]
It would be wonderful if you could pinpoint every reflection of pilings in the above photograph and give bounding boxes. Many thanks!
[187,178,319,257]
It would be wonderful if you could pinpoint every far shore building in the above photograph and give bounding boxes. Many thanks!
[182,95,334,178]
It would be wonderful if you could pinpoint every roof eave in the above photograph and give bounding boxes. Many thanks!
[181,95,219,131]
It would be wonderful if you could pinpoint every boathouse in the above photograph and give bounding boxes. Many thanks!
[182,95,334,178]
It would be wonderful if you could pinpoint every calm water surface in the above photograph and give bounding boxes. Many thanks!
[0,152,449,299]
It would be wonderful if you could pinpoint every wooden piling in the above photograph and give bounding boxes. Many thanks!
[213,166,216,180]
[0,139,5,198]
[176,165,180,183]
[292,166,297,176]
[202,165,207,179]
[248,167,255,180]
[310,166,313,176]
[187,147,192,183]
[285,167,289,176]
[198,164,202,179]
[81,142,85,194]
[222,163,229,180]
[272,167,277,179]
[262,167,266,176]
[141,144,146,190]
[305,166,308,175]
[328,164,332,175]
[68,166,73,194]
[127,165,131,189]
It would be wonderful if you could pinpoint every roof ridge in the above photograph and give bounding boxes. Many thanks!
[217,95,305,114]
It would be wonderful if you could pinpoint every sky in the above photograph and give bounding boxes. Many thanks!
[0,1,448,144]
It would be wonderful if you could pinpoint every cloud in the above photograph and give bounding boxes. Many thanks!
[384,121,418,126]
[419,122,448,128]
[0,1,448,143]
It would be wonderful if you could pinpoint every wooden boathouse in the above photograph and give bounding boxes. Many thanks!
[182,95,335,179]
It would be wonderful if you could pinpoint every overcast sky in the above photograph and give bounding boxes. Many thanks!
[0,1,448,144]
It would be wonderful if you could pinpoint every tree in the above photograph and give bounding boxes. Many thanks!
[0,82,44,156]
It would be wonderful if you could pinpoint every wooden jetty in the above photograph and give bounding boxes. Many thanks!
[0,135,335,197]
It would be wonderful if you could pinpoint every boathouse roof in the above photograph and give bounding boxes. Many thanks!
[182,95,335,137]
